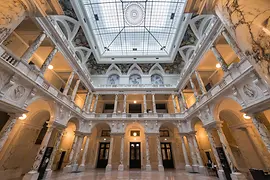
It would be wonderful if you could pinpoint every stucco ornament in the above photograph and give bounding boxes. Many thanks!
[151,74,164,85]
[10,85,25,100]
[129,74,141,84]
[107,74,120,85]
[242,84,256,98]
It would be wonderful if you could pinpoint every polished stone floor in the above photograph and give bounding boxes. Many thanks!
[49,169,218,180]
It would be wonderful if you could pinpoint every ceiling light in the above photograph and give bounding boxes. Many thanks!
[48,65,53,70]
[165,138,167,141]
[19,114,27,120]
[134,101,137,104]
[104,138,106,141]
[243,114,251,120]
[216,63,221,68]
[133,132,137,136]
[136,144,139,147]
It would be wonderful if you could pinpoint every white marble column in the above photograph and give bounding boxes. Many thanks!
[44,129,64,179]
[21,32,47,62]
[63,134,78,172]
[251,116,270,152]
[106,136,114,171]
[0,113,18,152]
[187,135,199,172]
[195,71,207,94]
[189,78,199,101]
[192,134,207,175]
[156,135,164,171]
[180,136,192,172]
[206,129,227,180]
[93,94,99,113]
[152,94,157,113]
[145,134,151,171]
[118,135,125,171]
[143,94,147,113]
[40,48,58,74]
[82,92,90,112]
[171,94,178,113]
[63,71,75,96]
[71,80,80,101]
[78,135,91,171]
[86,93,93,113]
[180,91,188,110]
[123,94,127,113]
[221,29,243,59]
[178,95,185,113]
[113,94,118,114]
[72,135,84,172]
[211,46,228,72]
[23,124,54,180]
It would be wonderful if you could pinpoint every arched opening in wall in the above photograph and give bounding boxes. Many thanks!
[159,122,184,170]
[125,123,145,170]
[86,123,111,169]
[53,119,78,171]
[0,111,10,131]
[0,99,53,179]
[216,98,269,175]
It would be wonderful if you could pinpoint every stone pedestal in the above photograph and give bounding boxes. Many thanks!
[63,165,72,173]
[230,172,247,180]
[192,164,199,173]
[185,165,193,172]
[105,164,112,172]
[22,170,39,180]
[71,164,79,172]
[78,164,86,172]
[158,165,164,172]
[145,164,152,171]
[118,164,124,171]
[199,166,208,175]
[217,170,227,180]
[43,169,53,179]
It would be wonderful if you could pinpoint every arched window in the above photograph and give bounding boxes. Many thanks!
[151,74,164,85]
[107,74,120,85]
[129,74,141,85]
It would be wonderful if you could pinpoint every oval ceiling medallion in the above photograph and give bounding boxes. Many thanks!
[124,3,145,26]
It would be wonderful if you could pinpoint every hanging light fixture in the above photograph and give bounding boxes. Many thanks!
[243,114,251,119]
[19,114,27,120]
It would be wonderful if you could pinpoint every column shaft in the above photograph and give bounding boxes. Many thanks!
[187,136,198,166]
[63,71,75,96]
[21,32,46,62]
[195,71,207,94]
[221,29,243,58]
[106,136,114,171]
[145,135,151,170]
[123,94,127,113]
[71,80,80,101]
[143,94,147,113]
[83,92,90,111]
[172,94,177,113]
[152,94,156,113]
[93,94,99,113]
[0,114,18,152]
[181,136,190,166]
[120,136,124,165]
[180,91,188,110]
[192,135,204,166]
[113,94,118,113]
[40,48,58,74]
[80,136,90,166]
[73,136,84,165]
[189,78,198,100]
[67,135,78,165]
[86,93,93,113]
[211,46,228,72]
[156,135,164,171]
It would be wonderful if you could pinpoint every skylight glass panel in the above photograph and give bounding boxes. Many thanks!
[82,0,186,57]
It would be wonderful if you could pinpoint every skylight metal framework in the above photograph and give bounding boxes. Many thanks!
[82,0,186,57]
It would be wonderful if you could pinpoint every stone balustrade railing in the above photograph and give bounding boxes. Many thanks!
[96,84,175,88]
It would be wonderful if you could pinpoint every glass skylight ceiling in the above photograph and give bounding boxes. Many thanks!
[82,0,186,57]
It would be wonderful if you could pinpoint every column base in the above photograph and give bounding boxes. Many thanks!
[217,170,227,180]
[185,165,193,173]
[63,165,72,173]
[145,164,152,171]
[43,169,53,179]
[230,172,247,180]
[71,164,79,172]
[22,170,39,180]
[77,164,86,172]
[192,165,199,173]
[199,166,208,175]
[118,164,124,171]
[106,164,112,172]
[158,165,164,172]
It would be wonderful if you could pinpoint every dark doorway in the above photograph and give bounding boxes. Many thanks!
[216,147,232,180]
[96,142,110,168]
[161,143,174,168]
[129,104,142,113]
[57,151,66,170]
[129,142,141,168]
[38,147,53,180]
